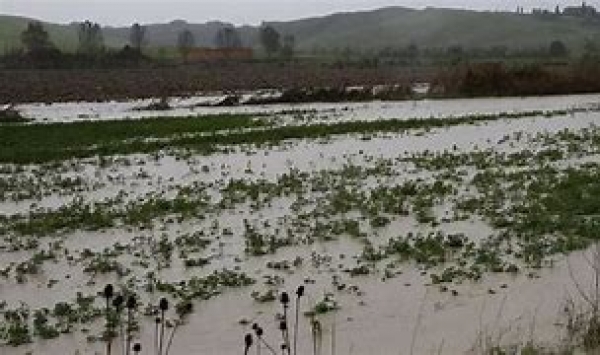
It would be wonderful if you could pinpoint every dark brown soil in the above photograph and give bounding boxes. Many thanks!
[0,63,432,104]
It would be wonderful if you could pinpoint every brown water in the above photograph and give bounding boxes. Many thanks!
[2,95,600,354]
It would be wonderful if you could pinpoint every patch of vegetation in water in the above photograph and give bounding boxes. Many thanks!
[0,108,585,164]
[3,109,600,349]
[0,114,269,163]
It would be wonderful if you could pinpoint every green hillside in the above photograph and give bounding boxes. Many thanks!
[269,7,600,52]
[1,7,600,54]
[0,15,126,52]
[0,15,79,51]
[0,16,244,52]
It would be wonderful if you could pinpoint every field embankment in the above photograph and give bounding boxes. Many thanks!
[0,64,429,104]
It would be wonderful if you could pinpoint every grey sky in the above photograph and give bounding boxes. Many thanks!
[1,0,599,26]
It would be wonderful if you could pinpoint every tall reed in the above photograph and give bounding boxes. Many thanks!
[158,298,169,355]
[245,333,254,355]
[293,286,305,355]
[125,295,137,355]
[280,292,291,354]
[103,284,114,355]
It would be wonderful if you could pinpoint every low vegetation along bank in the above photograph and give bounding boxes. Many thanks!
[434,62,600,97]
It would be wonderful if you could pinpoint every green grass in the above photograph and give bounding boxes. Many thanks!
[0,109,581,164]
[0,114,268,163]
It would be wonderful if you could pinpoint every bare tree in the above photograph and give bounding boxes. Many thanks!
[259,25,281,57]
[130,23,146,51]
[78,20,104,55]
[21,22,53,54]
[214,27,242,49]
[177,29,195,62]
[281,34,296,59]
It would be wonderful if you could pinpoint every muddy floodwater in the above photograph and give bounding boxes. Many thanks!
[16,92,600,124]
[2,94,600,354]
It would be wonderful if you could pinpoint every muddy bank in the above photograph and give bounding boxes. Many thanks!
[196,85,416,107]
[0,64,432,104]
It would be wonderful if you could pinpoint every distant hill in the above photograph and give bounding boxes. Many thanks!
[0,15,128,51]
[0,15,76,51]
[2,7,600,53]
[268,7,600,52]
[0,15,248,52]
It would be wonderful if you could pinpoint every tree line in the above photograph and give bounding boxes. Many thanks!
[2,20,297,69]
[5,21,149,69]
[159,24,297,61]
[3,19,587,70]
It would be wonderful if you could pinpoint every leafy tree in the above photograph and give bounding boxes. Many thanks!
[177,29,195,62]
[214,27,242,48]
[281,34,295,59]
[129,23,146,51]
[21,22,53,53]
[549,40,568,57]
[259,25,281,57]
[78,21,104,55]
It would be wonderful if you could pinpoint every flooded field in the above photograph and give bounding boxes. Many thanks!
[16,92,600,124]
[2,94,600,354]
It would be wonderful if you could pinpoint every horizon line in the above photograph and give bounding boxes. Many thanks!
[0,4,545,28]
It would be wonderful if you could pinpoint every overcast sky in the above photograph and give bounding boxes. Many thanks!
[2,0,600,26]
